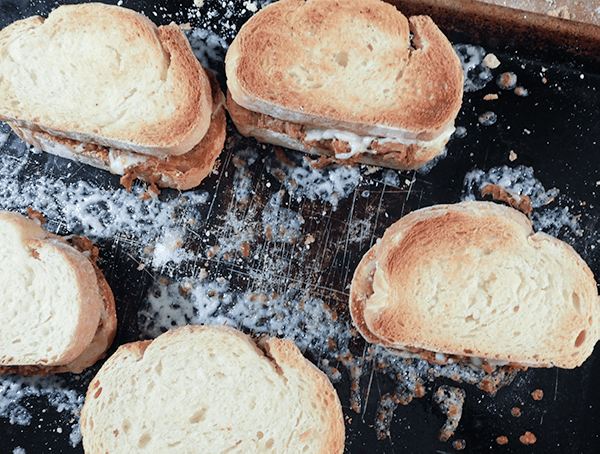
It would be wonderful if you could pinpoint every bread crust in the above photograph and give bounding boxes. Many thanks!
[349,201,600,369]
[0,3,212,157]
[80,324,345,453]
[0,211,116,375]
[8,69,226,191]
[226,0,463,141]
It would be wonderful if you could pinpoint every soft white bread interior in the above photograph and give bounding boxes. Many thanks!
[225,0,463,169]
[80,324,345,453]
[349,201,600,369]
[0,211,116,375]
[0,3,212,157]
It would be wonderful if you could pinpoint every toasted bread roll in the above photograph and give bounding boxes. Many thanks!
[0,3,226,190]
[225,0,463,170]
[350,201,600,369]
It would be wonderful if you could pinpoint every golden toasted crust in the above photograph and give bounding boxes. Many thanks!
[8,69,226,191]
[349,201,600,369]
[0,3,212,156]
[226,0,463,140]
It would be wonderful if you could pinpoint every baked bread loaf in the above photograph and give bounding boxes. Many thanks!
[0,210,116,375]
[80,324,345,453]
[225,0,463,170]
[349,201,600,369]
[0,3,226,190]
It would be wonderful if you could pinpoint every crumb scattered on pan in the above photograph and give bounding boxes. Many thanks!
[509,150,518,161]
[532,389,544,401]
[520,431,537,445]
[478,111,497,126]
[514,86,529,97]
[496,435,509,445]
[483,53,501,69]
[497,72,517,90]
[240,241,250,257]
[453,439,466,450]
[483,93,499,101]
[434,386,466,442]
[511,406,522,417]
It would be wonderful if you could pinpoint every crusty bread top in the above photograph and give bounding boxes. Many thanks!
[226,0,463,141]
[80,324,345,453]
[349,201,600,369]
[0,211,106,368]
[0,3,212,156]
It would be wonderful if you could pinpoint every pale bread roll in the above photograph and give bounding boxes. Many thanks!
[0,210,116,375]
[80,324,345,453]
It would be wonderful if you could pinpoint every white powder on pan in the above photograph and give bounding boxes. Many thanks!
[0,374,84,447]
[462,165,582,235]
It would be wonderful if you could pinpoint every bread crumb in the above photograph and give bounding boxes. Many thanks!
[519,431,537,445]
[452,439,466,450]
[483,93,499,101]
[532,389,544,401]
[497,72,517,90]
[240,241,250,257]
[478,111,497,126]
[514,86,529,97]
[496,435,509,445]
[548,6,570,20]
[483,53,501,69]
[511,406,522,417]
[509,150,518,161]
[305,233,315,245]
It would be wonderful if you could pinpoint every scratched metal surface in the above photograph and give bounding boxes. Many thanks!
[1,0,600,453]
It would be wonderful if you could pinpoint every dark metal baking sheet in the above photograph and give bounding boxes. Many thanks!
[1,0,600,453]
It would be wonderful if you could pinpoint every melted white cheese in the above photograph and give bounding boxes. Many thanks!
[108,150,147,174]
[303,124,455,160]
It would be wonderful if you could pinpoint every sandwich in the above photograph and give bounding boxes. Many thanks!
[225,0,463,170]
[0,3,226,192]
[80,324,345,453]
[0,210,116,376]
[349,201,600,370]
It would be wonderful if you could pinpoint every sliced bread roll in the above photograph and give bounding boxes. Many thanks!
[0,210,116,375]
[225,0,463,169]
[349,201,600,369]
[0,3,211,157]
[80,324,345,453]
